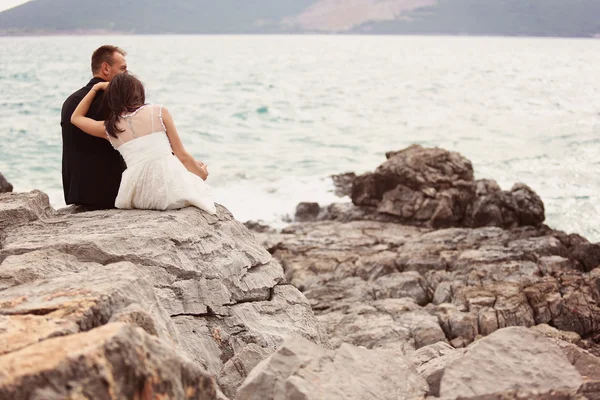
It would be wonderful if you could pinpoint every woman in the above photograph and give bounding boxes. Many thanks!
[71,73,217,214]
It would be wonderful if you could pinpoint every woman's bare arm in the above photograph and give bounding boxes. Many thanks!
[161,107,209,180]
[70,82,108,139]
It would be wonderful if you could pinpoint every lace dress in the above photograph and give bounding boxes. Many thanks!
[107,104,217,214]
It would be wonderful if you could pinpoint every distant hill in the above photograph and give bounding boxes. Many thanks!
[0,0,316,34]
[1,0,599,37]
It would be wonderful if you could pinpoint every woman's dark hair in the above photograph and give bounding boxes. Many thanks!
[103,73,146,138]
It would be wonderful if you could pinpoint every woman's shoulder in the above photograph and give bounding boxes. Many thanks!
[147,103,167,112]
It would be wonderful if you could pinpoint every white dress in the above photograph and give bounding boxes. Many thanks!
[107,104,217,214]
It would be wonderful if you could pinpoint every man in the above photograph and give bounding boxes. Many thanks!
[60,45,128,208]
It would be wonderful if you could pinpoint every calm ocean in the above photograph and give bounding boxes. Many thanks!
[0,35,598,241]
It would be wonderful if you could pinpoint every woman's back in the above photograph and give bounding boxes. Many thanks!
[109,104,216,214]
[110,104,172,168]
[110,104,166,146]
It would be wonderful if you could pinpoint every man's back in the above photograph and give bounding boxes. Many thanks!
[61,77,125,208]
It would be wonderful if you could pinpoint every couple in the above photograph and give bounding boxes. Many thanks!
[61,45,216,214]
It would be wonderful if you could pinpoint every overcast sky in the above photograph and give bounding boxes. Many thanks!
[0,0,29,12]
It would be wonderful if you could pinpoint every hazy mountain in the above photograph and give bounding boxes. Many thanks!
[0,0,317,34]
[1,0,599,37]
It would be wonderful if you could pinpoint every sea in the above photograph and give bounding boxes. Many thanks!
[0,35,598,241]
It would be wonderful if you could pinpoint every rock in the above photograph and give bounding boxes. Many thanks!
[439,327,583,399]
[331,172,356,197]
[4,142,600,397]
[318,298,446,353]
[531,324,582,345]
[109,303,163,337]
[218,343,273,399]
[0,322,221,400]
[248,145,600,399]
[0,261,177,355]
[257,218,600,370]
[557,341,600,383]
[236,337,428,400]
[328,145,547,229]
[530,328,600,399]
[456,390,587,399]
[244,220,276,233]
[0,191,325,396]
[531,324,600,384]
[0,172,12,193]
[410,341,465,397]
[317,201,405,223]
[467,180,517,228]
[351,145,475,226]
[568,243,600,272]
[511,183,545,226]
[294,202,321,222]
[0,190,54,230]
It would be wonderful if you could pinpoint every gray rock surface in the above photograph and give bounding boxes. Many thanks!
[255,219,600,355]
[439,327,583,398]
[0,322,221,400]
[236,336,428,400]
[0,190,325,397]
[218,343,273,399]
[532,324,600,387]
[0,190,54,230]
[455,390,587,400]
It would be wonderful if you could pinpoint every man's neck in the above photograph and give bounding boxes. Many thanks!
[92,75,107,81]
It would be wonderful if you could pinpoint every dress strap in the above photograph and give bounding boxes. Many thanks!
[150,105,155,133]
[158,104,167,132]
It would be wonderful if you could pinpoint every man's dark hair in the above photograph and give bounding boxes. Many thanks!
[91,45,127,74]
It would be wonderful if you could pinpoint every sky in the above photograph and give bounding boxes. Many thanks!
[0,0,29,12]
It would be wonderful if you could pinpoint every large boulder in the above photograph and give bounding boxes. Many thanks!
[0,323,221,400]
[0,190,326,396]
[340,145,545,228]
[0,190,54,230]
[439,327,583,398]
[236,337,428,400]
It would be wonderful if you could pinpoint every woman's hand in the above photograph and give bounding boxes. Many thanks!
[92,82,109,92]
[70,81,109,139]
[196,160,209,180]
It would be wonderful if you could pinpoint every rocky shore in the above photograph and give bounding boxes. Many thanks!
[0,190,323,399]
[1,145,600,399]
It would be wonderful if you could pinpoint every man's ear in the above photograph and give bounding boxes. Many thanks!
[101,61,110,76]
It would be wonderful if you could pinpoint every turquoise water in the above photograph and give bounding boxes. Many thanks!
[0,35,599,241]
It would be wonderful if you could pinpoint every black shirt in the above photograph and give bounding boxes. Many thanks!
[60,77,126,208]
